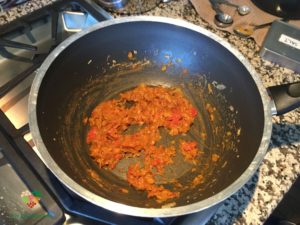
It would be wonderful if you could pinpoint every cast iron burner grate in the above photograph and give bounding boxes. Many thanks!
[0,1,220,224]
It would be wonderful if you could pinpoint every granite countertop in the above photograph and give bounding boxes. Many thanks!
[1,0,300,224]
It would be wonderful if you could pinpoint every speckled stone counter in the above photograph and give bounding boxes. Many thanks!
[1,0,299,224]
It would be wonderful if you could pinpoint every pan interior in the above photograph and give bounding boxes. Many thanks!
[35,20,265,208]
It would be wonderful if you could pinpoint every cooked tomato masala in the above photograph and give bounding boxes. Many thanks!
[86,84,200,201]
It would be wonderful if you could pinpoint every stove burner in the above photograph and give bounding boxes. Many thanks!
[0,0,28,11]
[0,0,111,131]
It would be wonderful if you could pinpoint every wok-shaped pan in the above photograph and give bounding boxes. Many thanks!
[28,17,300,217]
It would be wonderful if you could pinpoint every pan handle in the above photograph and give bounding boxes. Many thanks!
[267,82,300,115]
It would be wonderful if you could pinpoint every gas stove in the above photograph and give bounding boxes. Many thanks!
[0,0,28,12]
[0,1,220,224]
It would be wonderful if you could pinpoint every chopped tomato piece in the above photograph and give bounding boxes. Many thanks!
[190,107,197,117]
[87,127,97,143]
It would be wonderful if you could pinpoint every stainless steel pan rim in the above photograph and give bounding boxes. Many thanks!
[28,16,273,217]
